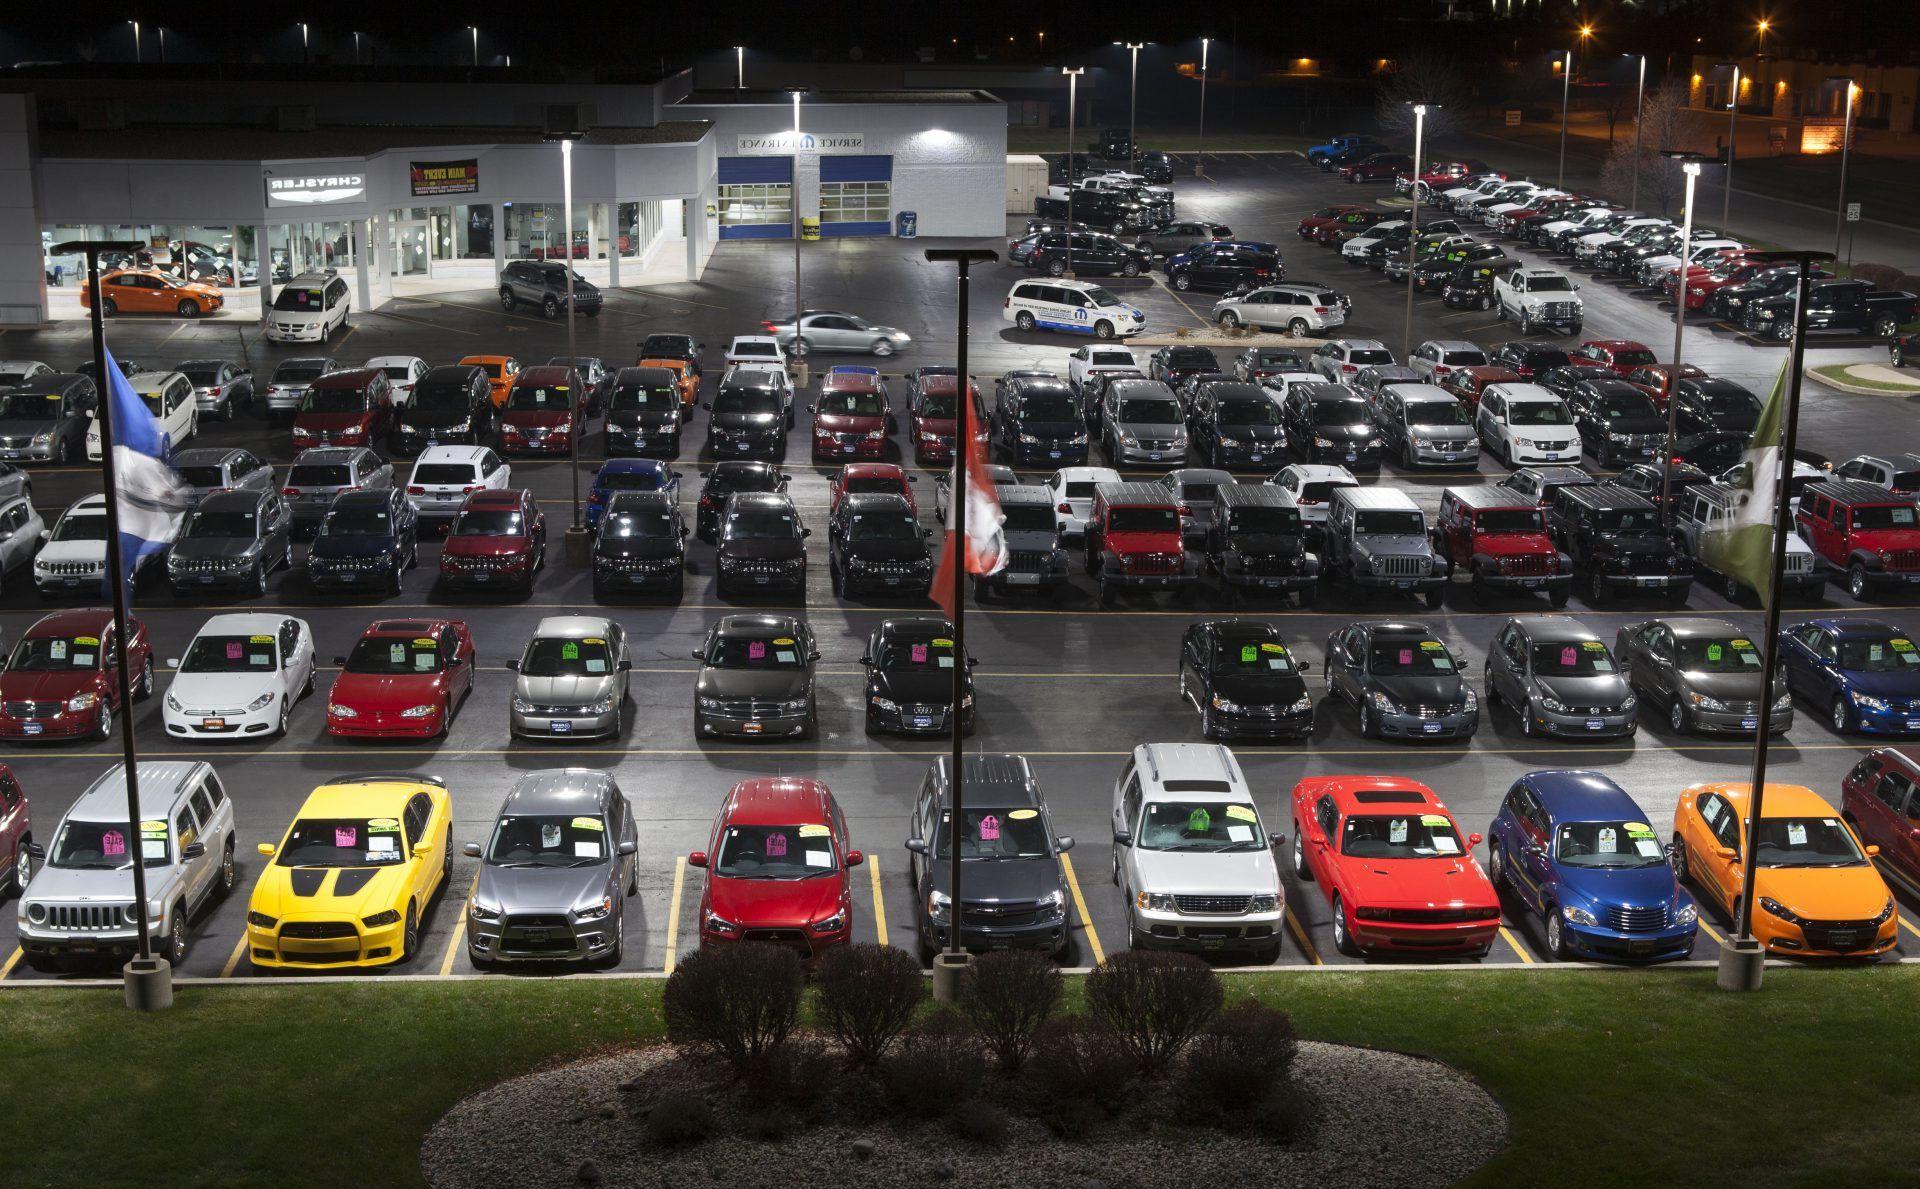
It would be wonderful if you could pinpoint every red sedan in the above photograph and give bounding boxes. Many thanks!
[499,364,581,456]
[0,609,153,742]
[809,372,890,463]
[439,488,546,593]
[830,462,917,517]
[1289,775,1500,959]
[689,776,860,960]
[1573,340,1659,377]
[1295,205,1367,239]
[326,618,475,739]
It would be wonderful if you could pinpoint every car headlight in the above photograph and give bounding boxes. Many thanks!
[1689,692,1728,712]
[1217,434,1243,448]
[1018,432,1041,445]
[1756,308,1776,319]
[1676,902,1698,928]
[1758,896,1803,925]
[448,419,471,432]
[1854,691,1892,712]
[328,702,358,718]
[1772,694,1792,713]
[1369,690,1397,713]
[31,432,51,447]
[166,693,183,711]
[1209,694,1242,714]
[1875,898,1896,925]
[1462,686,1479,711]
[469,901,501,921]
[574,896,615,922]
[810,910,847,933]
[698,696,725,711]
[1136,891,1175,912]
[399,704,438,718]
[25,902,47,925]
[864,429,885,441]
[1037,888,1066,919]
[927,890,952,923]
[870,695,898,713]
[512,695,534,713]
[1537,694,1570,714]
[362,909,401,928]
[585,696,617,715]
[1562,904,1597,927]
[704,910,739,934]
[1313,436,1335,447]
[1247,893,1279,914]
[66,693,98,713]
[781,698,810,713]
[246,693,275,712]
[960,693,974,709]
[1621,694,1637,711]
[1288,695,1313,713]
[246,910,277,929]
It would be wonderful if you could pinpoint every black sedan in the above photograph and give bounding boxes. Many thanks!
[861,617,976,737]
[1178,620,1314,740]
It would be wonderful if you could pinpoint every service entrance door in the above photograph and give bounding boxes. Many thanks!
[391,220,431,278]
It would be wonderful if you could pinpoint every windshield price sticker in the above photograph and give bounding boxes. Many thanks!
[413,638,436,648]
[1598,827,1619,852]
[1634,837,1663,858]
[773,637,795,646]
[251,634,274,644]
[1625,822,1657,839]
[765,833,789,857]
[561,642,580,660]
[1431,834,1460,855]
[1420,640,1445,651]
[49,640,67,660]
[334,826,358,848]
[797,823,831,836]
[1893,639,1916,653]
[748,642,767,661]
[1707,644,1723,662]
[1242,644,1259,663]
[1787,822,1809,846]
[1390,819,1410,844]
[931,637,953,648]
[979,815,1001,841]
[368,818,399,831]
[1006,810,1038,822]
[139,820,168,838]
[803,849,832,868]
[1186,808,1213,834]
[1420,814,1451,829]
[1731,639,1753,649]
[1399,649,1414,665]
[1262,642,1285,653]
[912,644,929,664]
[76,636,99,647]
[390,643,407,663]
[541,824,562,848]
[1583,640,1606,651]
[1225,805,1258,823]
[368,835,395,853]
[102,830,127,857]
[571,816,604,832]
[583,638,606,645]
[1561,646,1578,666]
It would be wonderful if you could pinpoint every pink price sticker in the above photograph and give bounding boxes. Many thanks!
[1561,646,1578,667]
[765,833,788,857]
[748,641,767,661]
[226,642,244,660]
[911,644,928,664]
[102,830,126,857]
[334,826,358,848]
[979,814,1000,841]
[1399,649,1413,665]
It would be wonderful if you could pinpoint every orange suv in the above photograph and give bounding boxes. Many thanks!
[82,269,223,318]
[637,357,700,412]
[459,355,520,408]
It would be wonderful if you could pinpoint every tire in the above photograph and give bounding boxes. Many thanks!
[437,698,453,739]
[1173,272,1193,291]
[1201,701,1221,741]
[401,904,419,963]
[541,296,561,320]
[1833,696,1855,735]
[215,841,237,899]
[251,562,267,597]
[1874,315,1900,339]
[164,911,189,965]
[1589,570,1608,605]
[1478,293,1493,311]
[1668,696,1689,735]
[1545,908,1572,959]
[53,437,68,465]
[1289,318,1310,337]
[1894,344,1907,368]
[1332,896,1360,957]
[1549,587,1570,609]
[1488,841,1510,892]
[1015,311,1036,332]
[872,339,895,357]
[1097,575,1113,605]
[1670,836,1692,887]
[498,287,516,312]
[1773,320,1792,343]
[1094,320,1115,340]
[1047,259,1067,277]
[274,699,289,739]
[792,338,811,358]
[101,297,117,317]
[1849,564,1871,601]
[1291,827,1312,880]
[1357,698,1376,739]
[1495,301,1507,322]
[1218,311,1241,329]
[177,299,197,319]
[1423,587,1444,610]
[93,701,112,742]
[1122,261,1141,278]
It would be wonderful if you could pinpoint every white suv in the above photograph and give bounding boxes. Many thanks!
[1266,463,1359,528]
[1067,345,1140,393]
[406,445,511,523]
[1045,465,1122,540]
[724,336,787,371]
[1004,279,1144,340]
[1475,383,1581,467]
[1109,742,1284,963]
[266,271,351,343]
[1213,285,1346,336]
[364,356,430,404]
[88,371,196,460]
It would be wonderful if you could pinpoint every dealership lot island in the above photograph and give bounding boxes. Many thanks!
[5,9,1920,1186]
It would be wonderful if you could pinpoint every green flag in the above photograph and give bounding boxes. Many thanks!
[1709,357,1790,603]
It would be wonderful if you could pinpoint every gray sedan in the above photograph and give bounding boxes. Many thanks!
[509,615,633,740]
[766,310,913,358]
[1484,615,1638,739]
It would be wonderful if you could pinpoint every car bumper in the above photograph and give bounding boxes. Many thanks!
[1206,705,1315,739]
[326,709,444,738]
[699,924,848,961]
[265,324,328,343]
[605,426,678,455]
[470,917,618,964]
[697,710,810,739]
[709,435,783,457]
[413,498,470,522]
[1520,704,1638,738]
[1308,442,1380,468]
[395,428,481,452]
[1105,569,1200,590]
[1375,708,1478,740]
[868,701,971,734]
[1562,922,1697,962]
[513,706,620,739]
[1474,571,1572,597]
[308,563,398,590]
[1210,443,1286,467]
[1107,443,1182,466]
[1594,571,1693,596]
[1759,919,1898,958]
[439,565,533,590]
[34,574,106,597]
[813,438,887,462]
[168,566,256,592]
[843,567,933,595]
[594,565,682,590]
[1405,441,1481,467]
[1349,572,1447,594]
[1848,704,1920,734]
[1013,443,1091,465]
[249,918,406,969]
[932,915,1068,954]
[1217,567,1318,592]
[164,705,280,738]
[1504,442,1583,465]
[499,436,572,456]
[0,706,102,739]
[716,566,804,591]
[1134,909,1284,952]
[0,442,56,462]
[17,925,147,959]
[1688,706,1793,734]
[1860,568,1920,591]
[1349,918,1500,955]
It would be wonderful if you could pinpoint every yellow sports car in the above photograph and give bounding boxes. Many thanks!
[245,774,453,969]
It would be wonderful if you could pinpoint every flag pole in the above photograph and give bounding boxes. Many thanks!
[1717,248,1834,994]
[60,238,172,1012]
[925,247,997,1003]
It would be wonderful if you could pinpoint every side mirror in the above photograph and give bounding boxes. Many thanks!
[23,841,44,860]
[506,660,520,672]
[691,650,704,660]
[808,650,823,662]
[905,838,929,855]
[1112,830,1134,847]
[1468,832,1484,848]
[859,654,873,665]
[1866,844,1881,858]
[846,849,864,867]
[688,851,708,868]
[413,842,433,857]
[448,656,465,667]
[1055,835,1076,853]
[165,657,180,669]
[256,842,277,857]
[1268,831,1287,847]
[801,527,812,538]
[618,840,638,856]
[462,842,482,858]
[332,655,347,666]
[1715,845,1736,861]
[923,527,933,537]
[1296,660,1312,673]
[699,402,710,411]
[806,404,817,415]
[181,841,206,861]
[618,659,633,671]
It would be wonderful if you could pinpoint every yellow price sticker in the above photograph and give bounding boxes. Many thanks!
[251,635,275,644]
[571,816,605,832]
[797,823,831,837]
[1420,814,1451,828]
[1224,805,1258,822]
[1007,809,1039,820]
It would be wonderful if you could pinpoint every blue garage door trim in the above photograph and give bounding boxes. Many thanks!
[721,223,793,240]
[821,221,893,237]
[820,155,892,182]
[718,156,794,184]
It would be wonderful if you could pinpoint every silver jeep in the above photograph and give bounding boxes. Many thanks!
[1323,486,1449,608]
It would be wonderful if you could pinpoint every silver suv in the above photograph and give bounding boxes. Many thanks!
[16,761,235,970]
[284,446,395,532]
[1322,486,1449,607]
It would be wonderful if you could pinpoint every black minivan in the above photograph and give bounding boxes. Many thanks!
[392,364,493,453]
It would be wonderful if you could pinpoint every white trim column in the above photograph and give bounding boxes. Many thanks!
[492,206,506,283]
[354,217,372,311]
[255,224,273,323]
[605,202,621,289]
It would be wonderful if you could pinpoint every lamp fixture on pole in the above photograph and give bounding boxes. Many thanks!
[1115,42,1146,169]
[1656,151,1710,525]
[1062,67,1084,278]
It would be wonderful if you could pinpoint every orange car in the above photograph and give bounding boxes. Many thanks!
[1671,781,1896,958]
[81,269,223,318]
[459,355,520,408]
[637,357,700,411]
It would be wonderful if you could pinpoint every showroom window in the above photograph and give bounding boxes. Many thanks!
[718,184,792,228]
[820,181,891,225]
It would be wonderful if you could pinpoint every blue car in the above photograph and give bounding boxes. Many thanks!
[1306,134,1366,165]
[587,458,680,532]
[1487,770,1699,962]
[1780,617,1920,734]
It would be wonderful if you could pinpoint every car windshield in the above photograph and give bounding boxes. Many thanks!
[508,384,572,411]
[1406,401,1470,426]
[1090,350,1135,365]
[452,509,524,536]
[612,383,676,411]
[715,824,838,879]
[844,478,902,499]
[288,463,351,488]
[1119,398,1182,424]
[1309,401,1371,427]
[1368,640,1457,675]
[344,636,441,674]
[850,513,920,541]
[276,818,408,868]
[1509,401,1572,426]
[1700,389,1762,417]
[181,634,278,673]
[300,388,366,414]
[321,506,391,536]
[1887,470,1920,494]
[1219,399,1282,426]
[935,807,1051,859]
[1213,638,1296,676]
[818,389,885,416]
[1678,636,1762,672]
[0,390,64,419]
[1084,287,1122,308]
[1530,640,1617,675]
[181,508,257,539]
[1598,508,1662,534]
[705,635,805,668]
[1528,275,1574,292]
[486,814,611,866]
[602,511,675,539]
[1853,505,1919,530]
[724,509,797,540]
[1597,393,1657,419]
[8,633,105,671]
[272,288,325,312]
[51,512,108,541]
[50,819,168,869]
[879,635,956,669]
[1443,349,1488,366]
[414,464,479,486]
[412,384,471,411]
[1754,817,1866,867]
[598,470,667,492]
[175,465,228,488]
[1136,801,1267,852]
[520,636,614,676]
[713,389,782,416]
[1839,637,1920,672]
[732,342,780,358]
[1341,813,1464,858]
[1109,506,1179,534]
[1001,504,1056,533]
[1229,507,1301,535]
[1015,393,1077,422]
[1611,348,1657,367]
[471,362,505,378]
[1167,349,1216,369]
[1354,510,1425,535]
[1556,821,1666,868]
[1063,481,1097,499]
[1478,508,1544,533]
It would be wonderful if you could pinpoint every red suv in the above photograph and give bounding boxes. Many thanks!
[499,365,581,456]
[291,368,394,450]
[829,462,917,516]
[0,609,154,742]
[1084,481,1197,604]
[439,488,547,593]
[1573,340,1659,377]
[1317,210,1394,246]
[1341,153,1412,183]
[0,765,27,894]
[689,776,860,961]
[908,373,988,465]
[809,372,890,462]
[1296,204,1367,239]
[1796,481,1920,600]
[326,618,475,739]
[1434,486,1571,606]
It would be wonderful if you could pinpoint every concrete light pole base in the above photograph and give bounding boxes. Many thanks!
[931,951,974,1003]
[564,526,592,567]
[1716,936,1766,992]
[123,956,173,1012]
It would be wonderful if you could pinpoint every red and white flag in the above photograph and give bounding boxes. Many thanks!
[930,438,1007,621]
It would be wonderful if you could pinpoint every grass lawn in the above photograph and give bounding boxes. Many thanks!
[1810,363,1920,394]
[6,967,1920,1187]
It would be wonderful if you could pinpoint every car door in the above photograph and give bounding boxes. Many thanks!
[1180,625,1207,707]
[1304,794,1343,896]
[1112,765,1143,891]
[1329,625,1367,705]
[279,618,313,704]
[174,798,210,912]
[402,792,438,903]
[1783,625,1830,700]
[1488,623,1522,707]
[1694,791,1745,911]
[1514,789,1556,908]
[1857,765,1916,872]
[186,780,223,909]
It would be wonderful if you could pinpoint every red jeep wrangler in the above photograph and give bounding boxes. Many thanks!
[1434,485,1572,606]
[1796,480,1920,600]
[1085,481,1198,605]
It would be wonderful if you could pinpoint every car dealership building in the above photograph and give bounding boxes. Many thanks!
[0,66,1008,325]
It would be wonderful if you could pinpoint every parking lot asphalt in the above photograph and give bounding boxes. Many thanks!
[1,154,1918,983]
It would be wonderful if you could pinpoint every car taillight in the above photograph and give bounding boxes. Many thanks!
[407,485,426,495]
[1314,307,1329,314]
[760,321,777,333]
[1434,365,1451,376]
[206,386,222,396]
[1057,502,1073,514]
[281,487,300,497]
[1003,297,1010,308]
[1341,364,1357,373]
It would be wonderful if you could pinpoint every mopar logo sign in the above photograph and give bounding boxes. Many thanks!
[1073,308,1088,320]
[265,172,367,208]
[735,131,865,155]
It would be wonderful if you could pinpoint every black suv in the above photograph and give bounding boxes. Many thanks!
[1136,150,1175,184]
[1672,378,1762,447]
[715,491,808,596]
[992,375,1089,466]
[694,461,787,543]
[1413,242,1507,291]
[704,372,788,461]
[1178,619,1315,740]
[498,259,603,318]
[1147,345,1221,386]
[1204,483,1320,605]
[592,490,687,599]
[1189,381,1287,467]
[166,488,294,596]
[1098,128,1133,159]
[1165,241,1284,294]
[392,364,493,454]
[1019,232,1149,278]
[305,487,419,596]
[1489,340,1573,378]
[1545,484,1694,605]
[828,492,933,597]
[1279,382,1381,468]
[1440,259,1520,310]
[1566,379,1666,467]
[861,617,975,737]
[604,366,687,457]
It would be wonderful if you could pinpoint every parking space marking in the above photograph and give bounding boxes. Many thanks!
[662,855,687,974]
[1284,906,1320,965]
[218,934,248,978]
[1695,914,1725,946]
[1058,852,1104,965]
[867,854,888,947]
[0,946,18,981]
[438,871,480,977]
[1499,925,1536,964]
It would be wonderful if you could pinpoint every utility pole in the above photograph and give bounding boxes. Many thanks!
[1063,67,1084,278]
[1196,38,1210,177]
[1629,54,1647,208]
[1658,155,1707,525]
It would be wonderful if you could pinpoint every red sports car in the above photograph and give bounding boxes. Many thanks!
[809,372,890,463]
[499,364,581,456]
[1573,340,1659,377]
[439,488,547,593]
[326,618,475,739]
[0,609,154,742]
[689,776,860,960]
[1289,775,1500,959]
[830,462,917,517]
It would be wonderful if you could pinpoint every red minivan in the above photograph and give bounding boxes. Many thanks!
[0,609,154,742]
[291,368,393,450]
[689,776,860,961]
[809,372,890,463]
[1842,747,1920,885]
[499,365,581,457]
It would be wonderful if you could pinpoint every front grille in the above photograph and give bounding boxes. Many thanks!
[281,948,359,964]
[1498,554,1553,577]
[1173,894,1252,915]
[1238,553,1304,576]
[1126,553,1183,576]
[1134,439,1178,452]
[446,554,518,570]
[172,558,243,573]
[40,560,101,575]
[505,914,570,930]
[1541,301,1579,320]
[314,555,390,571]
[1785,553,1813,575]
[1886,549,1920,571]
[1373,554,1428,579]
[964,906,1039,928]
[1602,904,1669,933]
[1005,550,1052,572]
[603,556,679,572]
[1410,703,1469,718]
[1369,906,1495,923]
[1719,700,1760,715]
[1802,919,1880,952]
[5,700,62,717]
[46,904,128,930]
[0,436,30,448]
[713,699,792,718]
[522,702,601,716]
[280,921,357,940]
[741,927,808,943]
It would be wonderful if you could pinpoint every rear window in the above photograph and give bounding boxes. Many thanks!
[1348,349,1393,366]
[1442,349,1488,366]
[289,464,350,487]
[1064,481,1097,498]
[177,466,226,488]
[413,464,477,485]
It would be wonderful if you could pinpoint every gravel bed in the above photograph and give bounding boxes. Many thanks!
[420,1040,1507,1189]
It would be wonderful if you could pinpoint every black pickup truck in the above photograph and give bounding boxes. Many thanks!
[1742,279,1919,342]
[1032,189,1151,235]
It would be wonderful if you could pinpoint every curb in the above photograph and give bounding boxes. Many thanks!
[1804,366,1920,398]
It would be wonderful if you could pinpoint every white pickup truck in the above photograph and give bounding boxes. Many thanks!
[1494,268,1584,336]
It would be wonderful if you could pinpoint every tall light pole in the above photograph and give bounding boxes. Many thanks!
[1557,50,1573,188]
[543,130,589,562]
[352,31,362,65]
[735,46,745,89]
[1830,77,1857,257]
[1628,53,1647,208]
[1063,67,1084,277]
[130,20,140,64]
[790,90,809,371]
[1402,103,1434,360]
[299,22,310,64]
[1720,63,1741,228]
[157,26,167,63]
[468,26,478,67]
[1116,42,1145,168]
[1196,38,1211,177]
[1658,154,1707,524]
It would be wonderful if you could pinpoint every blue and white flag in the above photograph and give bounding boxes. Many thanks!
[98,346,187,596]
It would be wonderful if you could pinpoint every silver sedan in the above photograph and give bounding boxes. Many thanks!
[509,615,633,739]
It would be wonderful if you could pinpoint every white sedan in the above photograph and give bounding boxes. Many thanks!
[162,613,316,740]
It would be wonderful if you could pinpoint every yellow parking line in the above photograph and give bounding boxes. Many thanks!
[867,854,888,947]
[438,871,481,977]
[662,855,687,974]
[1058,852,1105,965]
[218,935,249,978]
[0,946,19,980]
[1284,906,1321,965]
[1499,925,1535,964]
[1696,914,1725,946]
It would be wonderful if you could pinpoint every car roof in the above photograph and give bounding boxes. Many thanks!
[332,488,394,507]
[27,607,114,636]
[840,462,905,481]
[195,612,294,637]
[1424,340,1484,353]
[363,618,455,638]
[1095,480,1178,506]
[531,615,615,640]
[1053,466,1122,482]
[1332,486,1418,510]
[1807,479,1909,506]
[1447,484,1540,511]
[308,368,379,388]
[1691,782,1837,819]
[173,447,248,466]
[70,761,214,822]
[500,768,615,816]
[513,365,575,386]
[1131,742,1249,795]
[1510,615,1601,644]
[127,371,187,394]
[725,777,832,826]
[1278,463,1358,482]
[597,457,668,476]
[1660,617,1744,638]
[196,488,268,512]
[713,613,803,638]
[363,355,425,367]
[463,488,523,508]
[606,490,675,514]
[843,492,912,515]
[1523,770,1645,822]
[996,483,1051,506]
[1395,384,1456,404]
[1367,621,1438,639]
[300,773,446,818]
[291,447,368,464]
[726,491,791,511]
[1316,776,1444,817]
[1165,467,1233,485]
[416,445,490,463]
[1802,617,1901,639]
[930,753,1040,805]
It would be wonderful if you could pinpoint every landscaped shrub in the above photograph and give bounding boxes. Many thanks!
[960,949,1060,1073]
[739,1036,833,1119]
[880,1007,987,1115]
[1027,1015,1136,1131]
[1853,262,1901,288]
[640,1090,714,1148]
[1178,1000,1299,1116]
[947,1098,1012,1146]
[814,943,925,1067]
[662,942,803,1071]
[1084,950,1224,1077]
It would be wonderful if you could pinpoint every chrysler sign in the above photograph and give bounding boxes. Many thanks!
[735,131,865,155]
[264,172,367,208]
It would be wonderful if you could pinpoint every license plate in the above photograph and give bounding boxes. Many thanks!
[1049,451,1061,459]
[522,929,549,942]
[1633,576,1661,587]
[551,720,572,734]
[1262,579,1284,588]
[1585,719,1604,730]
[1423,722,1442,734]
[1249,454,1263,462]
[912,716,933,728]
[1906,720,1920,730]
[1825,932,1858,949]
[21,722,41,735]
[843,446,856,454]
[1519,578,1541,588]
[741,722,764,734]
[203,718,226,729]
[1345,452,1358,462]
[1,451,20,460]
[631,435,645,445]
[1395,580,1413,589]
[1148,452,1161,461]
[340,574,357,582]
[1741,717,1758,730]
[426,439,439,448]
[1007,573,1039,585]
[68,940,97,954]
[311,494,328,502]
[885,576,902,585]
[1629,939,1656,956]
[754,575,770,585]
[199,575,214,585]
[473,572,491,582]
[736,442,751,451]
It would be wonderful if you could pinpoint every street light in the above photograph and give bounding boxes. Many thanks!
[300,22,309,64]
[1828,77,1858,257]
[1402,102,1437,360]
[1196,38,1211,176]
[735,46,745,89]
[1578,24,1593,76]
[468,26,478,67]
[352,31,362,65]
[1062,67,1084,277]
[1657,151,1710,523]
[1115,42,1146,168]
[1626,53,1648,208]
[542,130,588,558]
[1557,49,1573,187]
[129,20,140,64]
[1717,62,1741,228]
[788,90,811,375]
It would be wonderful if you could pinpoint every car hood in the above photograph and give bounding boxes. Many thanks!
[1212,670,1309,705]
[172,537,259,560]
[1017,419,1083,439]
[1224,532,1304,556]
[597,536,681,561]
[925,854,1062,903]
[1475,531,1556,557]
[1838,668,1920,700]
[311,535,399,559]
[697,668,809,700]
[443,535,530,558]
[294,411,372,431]
[847,539,928,563]
[1532,673,1633,707]
[1371,672,1468,705]
[0,416,58,436]
[1600,413,1666,435]
[1409,422,1475,442]
[1312,423,1375,442]
[1355,533,1432,558]
[1753,864,1891,922]
[170,670,277,707]
[18,862,149,904]
[1115,421,1183,439]
[706,871,845,928]
[1556,862,1682,912]
[517,673,619,705]
[720,538,803,561]
[1679,669,1783,700]
[402,407,477,429]
[816,412,884,432]
[256,861,414,920]
[475,860,613,916]
[871,668,960,705]
[0,668,101,701]
[1342,856,1496,910]
[504,410,571,429]
[1592,532,1675,560]
[608,407,679,430]
[330,671,445,711]
[37,541,106,565]
[1133,847,1280,895]
[712,411,782,432]
[1003,528,1059,551]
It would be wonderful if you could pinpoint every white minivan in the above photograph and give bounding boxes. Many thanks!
[266,271,351,344]
[1475,383,1581,468]
[1003,279,1144,340]
[87,371,197,459]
